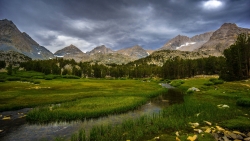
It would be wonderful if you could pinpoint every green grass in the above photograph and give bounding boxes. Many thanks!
[27,96,149,123]
[69,77,250,141]
[0,73,165,122]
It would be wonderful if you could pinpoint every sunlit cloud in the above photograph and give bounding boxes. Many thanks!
[203,0,223,10]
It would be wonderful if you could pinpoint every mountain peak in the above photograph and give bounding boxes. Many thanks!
[220,23,238,29]
[88,45,114,55]
[199,23,250,55]
[54,45,83,56]
[117,45,148,59]
[0,19,54,59]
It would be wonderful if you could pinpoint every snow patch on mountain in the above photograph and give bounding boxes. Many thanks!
[176,42,196,50]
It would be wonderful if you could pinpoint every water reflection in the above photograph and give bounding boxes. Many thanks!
[1,88,184,141]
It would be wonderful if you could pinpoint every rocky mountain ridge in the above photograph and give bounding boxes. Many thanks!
[55,44,149,64]
[160,31,214,51]
[0,19,54,59]
[1,19,250,65]
[198,23,250,56]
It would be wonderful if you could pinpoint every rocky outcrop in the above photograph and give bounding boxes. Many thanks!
[198,23,250,56]
[0,19,54,59]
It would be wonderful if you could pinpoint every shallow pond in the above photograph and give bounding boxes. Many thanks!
[0,87,183,141]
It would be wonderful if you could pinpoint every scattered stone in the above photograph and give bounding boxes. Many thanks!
[188,87,200,92]
[228,132,237,139]
[222,136,230,141]
[196,113,200,117]
[154,136,160,140]
[212,133,219,140]
[194,129,203,133]
[204,121,212,126]
[2,115,11,120]
[205,128,211,133]
[175,131,180,136]
[233,131,247,137]
[247,132,250,137]
[187,134,197,141]
[176,136,181,141]
[189,122,199,128]
[244,137,250,141]
[236,134,244,140]
[216,126,225,131]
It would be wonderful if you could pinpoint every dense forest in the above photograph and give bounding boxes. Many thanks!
[6,33,250,81]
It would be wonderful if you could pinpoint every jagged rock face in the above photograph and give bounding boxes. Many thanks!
[160,32,214,51]
[160,35,191,50]
[87,45,115,55]
[0,19,54,59]
[117,45,149,59]
[54,44,84,56]
[199,23,250,56]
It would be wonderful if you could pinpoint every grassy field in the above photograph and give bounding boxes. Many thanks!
[69,77,250,141]
[0,71,165,123]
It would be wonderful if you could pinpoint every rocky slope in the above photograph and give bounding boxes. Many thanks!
[198,23,250,56]
[160,32,214,51]
[54,44,84,57]
[139,50,210,66]
[0,19,54,59]
[0,50,31,63]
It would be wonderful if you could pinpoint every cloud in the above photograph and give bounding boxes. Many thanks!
[1,0,250,53]
[202,0,223,10]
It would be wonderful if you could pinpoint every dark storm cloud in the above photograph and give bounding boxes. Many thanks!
[1,0,250,52]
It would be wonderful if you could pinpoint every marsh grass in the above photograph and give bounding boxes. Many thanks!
[81,97,240,141]
[70,77,250,141]
[26,96,150,123]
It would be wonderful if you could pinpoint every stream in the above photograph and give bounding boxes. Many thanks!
[0,86,183,141]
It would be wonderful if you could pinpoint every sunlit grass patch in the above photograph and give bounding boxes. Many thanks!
[27,96,149,123]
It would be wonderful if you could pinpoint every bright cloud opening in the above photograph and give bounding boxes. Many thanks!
[203,0,223,10]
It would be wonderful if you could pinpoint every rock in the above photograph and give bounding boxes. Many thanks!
[187,135,197,141]
[204,121,212,126]
[233,131,247,137]
[247,132,250,137]
[205,128,211,133]
[244,137,250,141]
[236,134,244,140]
[222,136,230,141]
[175,131,180,136]
[176,136,181,141]
[212,133,219,140]
[0,130,3,133]
[154,136,160,140]
[228,132,237,139]
[216,126,225,131]
[188,87,200,92]
[194,129,203,133]
[189,122,199,128]
[2,115,11,120]
[222,105,229,108]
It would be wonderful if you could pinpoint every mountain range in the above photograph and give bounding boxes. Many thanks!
[0,19,250,64]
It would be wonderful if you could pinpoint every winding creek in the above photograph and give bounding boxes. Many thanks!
[0,85,183,141]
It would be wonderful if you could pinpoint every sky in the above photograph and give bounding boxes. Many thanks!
[1,0,250,53]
